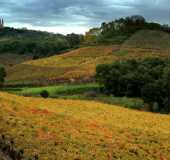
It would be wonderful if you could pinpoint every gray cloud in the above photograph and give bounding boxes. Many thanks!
[1,0,170,33]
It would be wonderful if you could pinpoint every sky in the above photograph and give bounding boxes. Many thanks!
[0,0,170,35]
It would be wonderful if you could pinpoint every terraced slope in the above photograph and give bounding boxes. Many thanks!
[0,92,170,160]
[6,45,119,85]
[6,45,170,85]
[122,30,170,50]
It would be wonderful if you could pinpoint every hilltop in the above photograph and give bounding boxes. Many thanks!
[0,92,170,160]
[84,15,170,44]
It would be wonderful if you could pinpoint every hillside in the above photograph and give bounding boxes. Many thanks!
[122,30,170,50]
[5,45,119,85]
[6,45,170,85]
[0,92,170,160]
[0,53,32,67]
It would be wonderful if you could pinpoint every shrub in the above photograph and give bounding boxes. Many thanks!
[0,65,6,86]
[96,58,170,112]
[40,90,49,98]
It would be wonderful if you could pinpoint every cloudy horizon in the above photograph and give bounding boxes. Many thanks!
[1,0,170,35]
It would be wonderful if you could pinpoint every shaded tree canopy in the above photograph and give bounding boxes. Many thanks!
[96,58,170,113]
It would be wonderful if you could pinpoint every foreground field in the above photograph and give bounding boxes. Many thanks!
[0,92,170,160]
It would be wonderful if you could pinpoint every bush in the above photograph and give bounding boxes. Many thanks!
[0,65,6,86]
[40,90,49,98]
[96,58,170,112]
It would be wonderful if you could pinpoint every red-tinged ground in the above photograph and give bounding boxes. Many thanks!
[0,92,170,160]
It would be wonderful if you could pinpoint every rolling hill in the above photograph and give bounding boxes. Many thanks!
[5,44,170,85]
[122,30,170,50]
[0,92,170,160]
[0,27,82,61]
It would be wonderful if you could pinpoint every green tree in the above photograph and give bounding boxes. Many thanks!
[96,58,170,113]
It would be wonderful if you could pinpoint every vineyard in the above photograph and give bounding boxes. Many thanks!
[0,92,170,160]
[6,45,119,85]
[5,44,170,85]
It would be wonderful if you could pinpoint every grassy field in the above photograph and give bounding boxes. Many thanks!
[0,92,170,160]
[3,83,144,110]
[5,83,100,96]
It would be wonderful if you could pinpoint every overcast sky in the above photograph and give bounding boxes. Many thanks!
[0,0,170,34]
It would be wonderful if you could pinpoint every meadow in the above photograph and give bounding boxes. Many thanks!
[0,92,170,160]
[4,83,144,110]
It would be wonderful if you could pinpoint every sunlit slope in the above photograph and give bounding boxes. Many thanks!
[122,30,170,50]
[6,45,119,84]
[6,45,170,85]
[0,92,170,160]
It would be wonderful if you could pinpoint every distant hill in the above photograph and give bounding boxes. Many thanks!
[0,27,83,58]
[6,45,170,86]
[85,15,170,44]
[0,27,53,38]
[122,30,170,50]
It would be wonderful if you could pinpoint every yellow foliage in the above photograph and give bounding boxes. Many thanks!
[0,92,170,160]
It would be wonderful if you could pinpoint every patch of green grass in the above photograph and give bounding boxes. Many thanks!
[2,83,144,110]
[57,94,144,110]
[93,95,144,109]
[4,83,99,97]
